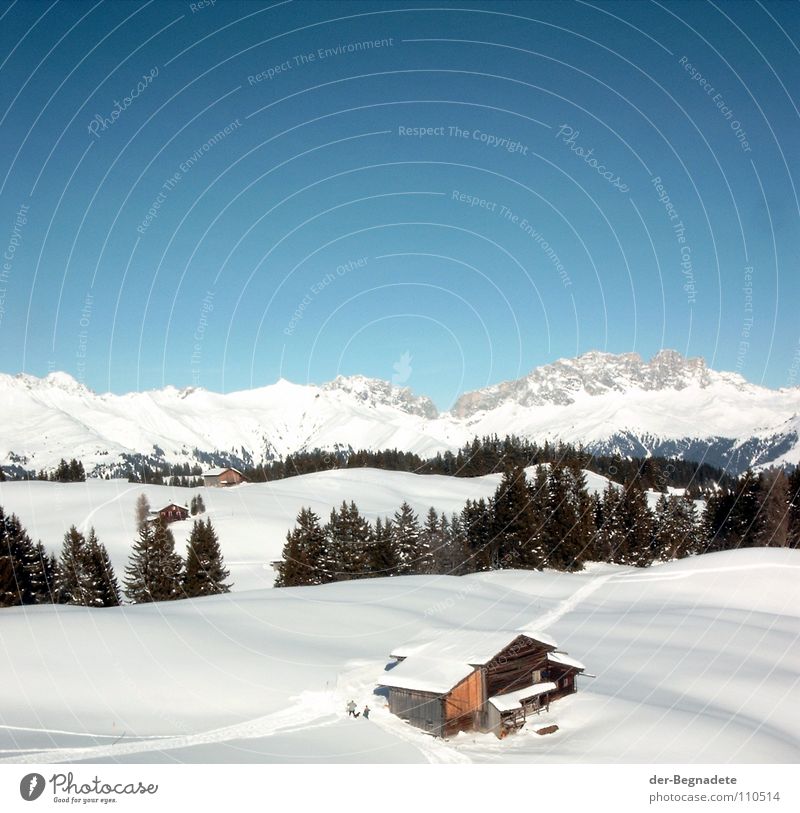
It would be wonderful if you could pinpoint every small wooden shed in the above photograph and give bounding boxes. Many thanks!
[150,503,189,524]
[378,629,586,738]
[202,467,247,488]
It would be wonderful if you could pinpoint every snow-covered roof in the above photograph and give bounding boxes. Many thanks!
[378,656,474,694]
[380,629,558,694]
[547,651,586,671]
[390,629,557,665]
[488,682,557,713]
[155,502,187,512]
[203,467,244,477]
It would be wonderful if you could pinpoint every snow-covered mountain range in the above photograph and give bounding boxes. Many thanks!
[2,350,799,476]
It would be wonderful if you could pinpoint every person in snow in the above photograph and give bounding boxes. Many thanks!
[362,705,370,719]
[346,700,358,717]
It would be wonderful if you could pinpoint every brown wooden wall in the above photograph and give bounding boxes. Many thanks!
[484,636,553,698]
[443,669,483,735]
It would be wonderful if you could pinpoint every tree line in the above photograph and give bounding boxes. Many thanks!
[0,494,230,609]
[275,462,800,586]
[5,435,732,495]
[244,435,730,496]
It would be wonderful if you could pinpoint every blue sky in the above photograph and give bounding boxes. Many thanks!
[0,0,797,408]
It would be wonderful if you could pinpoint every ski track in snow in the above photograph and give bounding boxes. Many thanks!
[77,485,140,534]
[0,693,339,764]
[521,572,618,634]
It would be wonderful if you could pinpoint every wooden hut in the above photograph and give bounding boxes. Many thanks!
[202,467,247,487]
[378,630,586,738]
[149,503,190,524]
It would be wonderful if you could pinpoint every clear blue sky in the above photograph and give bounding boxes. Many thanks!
[0,0,797,409]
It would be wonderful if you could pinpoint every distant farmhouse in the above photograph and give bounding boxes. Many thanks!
[378,630,586,738]
[149,503,190,525]
[202,467,248,488]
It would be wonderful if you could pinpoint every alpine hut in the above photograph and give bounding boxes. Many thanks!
[202,467,247,488]
[377,629,586,738]
[149,503,190,525]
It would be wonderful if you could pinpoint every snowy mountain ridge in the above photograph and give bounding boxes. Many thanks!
[1,350,799,475]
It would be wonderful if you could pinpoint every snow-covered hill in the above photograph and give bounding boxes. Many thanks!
[1,548,797,763]
[0,468,697,593]
[2,350,799,476]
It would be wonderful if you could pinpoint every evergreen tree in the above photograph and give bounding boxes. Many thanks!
[419,507,440,575]
[184,518,231,596]
[275,509,328,587]
[788,467,800,549]
[124,519,184,603]
[0,508,40,606]
[755,468,790,547]
[366,516,399,577]
[56,526,94,605]
[323,502,372,580]
[135,493,151,529]
[491,465,539,569]
[704,471,762,552]
[196,494,206,514]
[391,502,421,575]
[29,543,59,604]
[541,462,588,571]
[84,528,122,607]
[430,513,470,575]
[596,483,626,563]
[651,494,701,561]
[461,498,494,572]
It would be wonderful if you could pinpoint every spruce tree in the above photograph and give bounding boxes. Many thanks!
[324,502,371,580]
[652,494,701,560]
[29,543,59,604]
[184,518,231,596]
[788,467,800,548]
[124,519,184,603]
[541,462,587,571]
[461,498,494,572]
[391,502,421,575]
[366,517,399,577]
[755,469,790,547]
[84,528,121,607]
[0,508,40,606]
[275,508,327,587]
[596,482,625,563]
[56,526,94,605]
[419,507,440,575]
[491,464,538,569]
